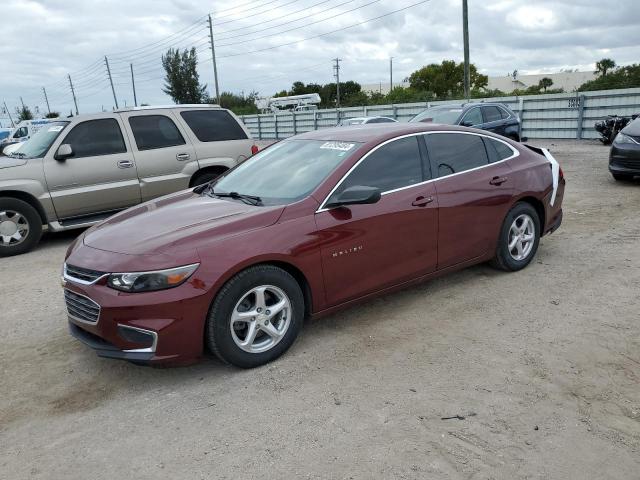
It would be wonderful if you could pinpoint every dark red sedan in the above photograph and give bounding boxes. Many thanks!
[63,124,564,368]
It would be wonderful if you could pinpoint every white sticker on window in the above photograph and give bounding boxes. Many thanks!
[48,126,64,132]
[320,141,355,152]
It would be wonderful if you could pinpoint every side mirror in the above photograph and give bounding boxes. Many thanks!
[326,185,381,208]
[55,144,74,161]
[460,120,473,127]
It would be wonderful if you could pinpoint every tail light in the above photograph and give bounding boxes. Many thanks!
[559,166,564,180]
[251,145,259,155]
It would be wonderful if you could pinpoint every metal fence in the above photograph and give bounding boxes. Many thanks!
[240,87,640,140]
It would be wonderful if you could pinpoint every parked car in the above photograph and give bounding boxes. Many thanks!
[0,119,56,152]
[339,116,397,126]
[609,116,640,181]
[62,123,564,368]
[0,128,11,143]
[0,105,257,256]
[409,102,522,141]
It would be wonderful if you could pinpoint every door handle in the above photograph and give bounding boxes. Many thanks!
[489,176,508,186]
[412,195,434,207]
[176,153,191,161]
[117,160,134,169]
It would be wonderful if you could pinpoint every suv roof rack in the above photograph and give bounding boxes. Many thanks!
[114,104,221,113]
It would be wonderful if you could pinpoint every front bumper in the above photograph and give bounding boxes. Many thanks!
[609,143,640,176]
[64,277,213,366]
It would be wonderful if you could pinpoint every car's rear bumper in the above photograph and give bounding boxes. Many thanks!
[544,208,562,235]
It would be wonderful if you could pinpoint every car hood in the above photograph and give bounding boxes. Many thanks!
[0,156,27,169]
[84,190,285,255]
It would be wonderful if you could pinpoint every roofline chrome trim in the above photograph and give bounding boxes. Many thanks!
[315,130,520,213]
[119,324,158,353]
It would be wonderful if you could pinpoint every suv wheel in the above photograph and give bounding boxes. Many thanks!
[206,265,304,368]
[191,169,226,187]
[491,202,540,271]
[0,198,43,257]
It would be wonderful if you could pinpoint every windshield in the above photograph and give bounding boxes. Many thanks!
[213,139,362,205]
[410,107,463,124]
[12,121,69,158]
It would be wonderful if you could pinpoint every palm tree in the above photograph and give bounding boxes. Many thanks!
[538,77,553,92]
[595,58,616,76]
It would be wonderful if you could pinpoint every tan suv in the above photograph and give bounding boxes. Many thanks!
[0,105,258,256]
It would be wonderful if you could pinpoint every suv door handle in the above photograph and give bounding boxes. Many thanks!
[176,153,191,161]
[412,195,434,207]
[489,176,508,186]
[118,160,134,169]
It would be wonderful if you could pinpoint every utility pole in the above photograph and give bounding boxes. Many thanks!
[208,14,221,103]
[20,97,26,111]
[333,58,341,107]
[389,57,393,92]
[104,56,119,109]
[42,87,51,114]
[3,100,15,127]
[130,63,138,107]
[68,74,79,115]
[462,0,470,100]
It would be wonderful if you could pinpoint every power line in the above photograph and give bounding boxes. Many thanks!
[218,0,432,58]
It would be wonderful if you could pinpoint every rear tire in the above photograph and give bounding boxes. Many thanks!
[0,198,42,257]
[206,265,304,368]
[191,169,227,187]
[491,202,540,272]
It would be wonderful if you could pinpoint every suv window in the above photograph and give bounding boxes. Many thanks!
[129,115,185,151]
[180,110,247,142]
[483,137,515,163]
[482,106,505,123]
[426,133,489,177]
[461,107,483,126]
[332,136,423,196]
[62,119,126,158]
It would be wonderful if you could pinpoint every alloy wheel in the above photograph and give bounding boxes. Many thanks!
[230,285,292,354]
[0,210,30,246]
[508,213,535,261]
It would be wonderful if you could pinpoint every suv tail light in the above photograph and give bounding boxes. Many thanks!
[251,145,259,155]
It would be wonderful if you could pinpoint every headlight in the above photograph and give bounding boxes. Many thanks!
[107,263,199,292]
[614,133,639,145]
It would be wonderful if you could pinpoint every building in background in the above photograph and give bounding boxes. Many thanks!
[361,70,597,96]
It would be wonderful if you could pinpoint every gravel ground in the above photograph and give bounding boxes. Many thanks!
[1,140,639,479]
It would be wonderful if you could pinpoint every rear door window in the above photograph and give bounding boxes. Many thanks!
[483,137,515,163]
[425,133,489,177]
[180,110,248,142]
[129,115,185,151]
[482,106,504,123]
[332,136,424,196]
[62,119,126,158]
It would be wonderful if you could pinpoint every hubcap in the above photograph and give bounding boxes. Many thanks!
[0,210,29,246]
[230,285,292,354]
[508,213,535,261]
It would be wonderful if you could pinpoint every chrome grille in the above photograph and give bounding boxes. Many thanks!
[64,290,100,323]
[64,264,106,284]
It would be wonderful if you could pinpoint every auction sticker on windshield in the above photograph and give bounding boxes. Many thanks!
[320,141,355,152]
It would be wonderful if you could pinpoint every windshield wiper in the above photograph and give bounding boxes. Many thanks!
[211,190,263,206]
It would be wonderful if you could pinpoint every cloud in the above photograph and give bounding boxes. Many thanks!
[1,0,639,120]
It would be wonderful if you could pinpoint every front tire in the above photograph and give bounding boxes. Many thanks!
[491,202,540,272]
[0,198,42,257]
[206,265,304,368]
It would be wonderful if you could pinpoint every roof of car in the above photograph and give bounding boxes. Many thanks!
[294,122,472,143]
[430,102,509,110]
[113,104,222,113]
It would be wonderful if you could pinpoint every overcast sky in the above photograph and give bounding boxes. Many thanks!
[1,0,638,122]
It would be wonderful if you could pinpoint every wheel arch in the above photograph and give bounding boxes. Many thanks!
[0,190,47,224]
[515,195,545,230]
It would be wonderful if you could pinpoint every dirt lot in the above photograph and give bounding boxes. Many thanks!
[1,140,638,479]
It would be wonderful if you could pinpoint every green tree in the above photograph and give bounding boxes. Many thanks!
[595,58,616,77]
[538,77,553,92]
[216,91,259,115]
[16,106,33,121]
[580,63,640,91]
[408,60,488,98]
[45,111,59,118]
[162,47,207,104]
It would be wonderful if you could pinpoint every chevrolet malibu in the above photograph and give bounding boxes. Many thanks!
[63,123,565,368]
